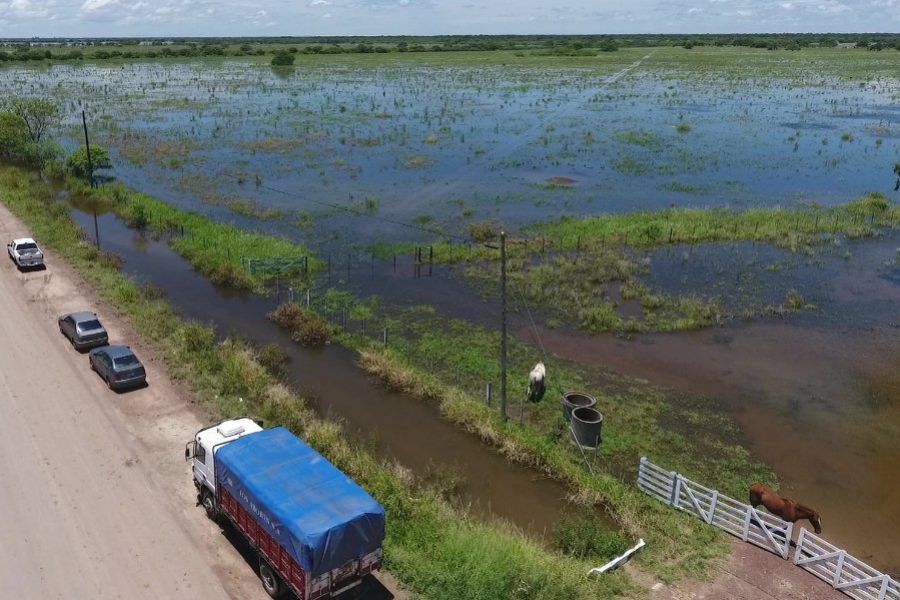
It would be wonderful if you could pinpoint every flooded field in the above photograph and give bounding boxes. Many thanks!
[2,48,898,249]
[7,46,899,573]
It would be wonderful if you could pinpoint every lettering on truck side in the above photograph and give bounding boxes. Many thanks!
[238,487,278,531]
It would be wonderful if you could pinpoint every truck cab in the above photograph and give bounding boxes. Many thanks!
[185,418,262,519]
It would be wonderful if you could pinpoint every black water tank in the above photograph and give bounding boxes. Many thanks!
[570,406,603,449]
[562,391,596,422]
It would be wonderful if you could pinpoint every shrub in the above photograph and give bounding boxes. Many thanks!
[271,50,295,66]
[258,343,289,379]
[208,262,254,289]
[469,220,499,243]
[67,146,112,177]
[267,302,330,347]
[599,39,619,52]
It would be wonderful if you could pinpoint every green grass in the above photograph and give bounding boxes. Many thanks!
[369,194,896,334]
[0,164,638,600]
[68,178,319,293]
[529,194,898,252]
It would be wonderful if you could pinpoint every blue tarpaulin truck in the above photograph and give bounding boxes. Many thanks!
[185,419,385,599]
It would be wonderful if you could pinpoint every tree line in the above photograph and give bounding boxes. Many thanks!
[1,33,898,64]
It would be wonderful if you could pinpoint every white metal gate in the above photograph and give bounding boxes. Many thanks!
[794,528,900,600]
[637,457,793,559]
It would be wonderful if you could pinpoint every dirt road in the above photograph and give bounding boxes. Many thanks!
[644,539,846,600]
[0,205,275,599]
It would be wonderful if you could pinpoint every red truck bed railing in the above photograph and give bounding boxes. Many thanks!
[220,487,308,598]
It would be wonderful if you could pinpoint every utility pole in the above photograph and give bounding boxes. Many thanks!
[81,110,100,249]
[500,230,508,421]
[81,110,94,188]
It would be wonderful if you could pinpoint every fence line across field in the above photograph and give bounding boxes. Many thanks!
[637,457,899,600]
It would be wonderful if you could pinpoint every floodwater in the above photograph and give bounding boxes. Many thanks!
[1,52,898,249]
[528,235,900,573]
[70,207,616,543]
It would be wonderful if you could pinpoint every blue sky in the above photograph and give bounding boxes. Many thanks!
[1,0,897,38]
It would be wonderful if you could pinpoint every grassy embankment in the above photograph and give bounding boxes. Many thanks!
[266,295,773,568]
[67,178,319,293]
[0,165,638,599]
[334,308,766,582]
[372,194,899,333]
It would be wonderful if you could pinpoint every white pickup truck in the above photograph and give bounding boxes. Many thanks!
[7,238,45,269]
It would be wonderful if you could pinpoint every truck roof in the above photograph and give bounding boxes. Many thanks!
[12,238,37,245]
[198,418,263,450]
[216,427,385,577]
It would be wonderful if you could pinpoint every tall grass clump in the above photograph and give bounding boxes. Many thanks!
[268,302,331,347]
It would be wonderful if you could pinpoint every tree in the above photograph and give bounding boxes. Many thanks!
[271,50,295,66]
[9,98,59,144]
[0,111,26,156]
[599,39,619,52]
[67,146,112,177]
[0,101,61,168]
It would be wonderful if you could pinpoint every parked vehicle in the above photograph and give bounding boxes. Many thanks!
[58,311,109,350]
[88,345,146,390]
[185,419,385,599]
[7,237,44,269]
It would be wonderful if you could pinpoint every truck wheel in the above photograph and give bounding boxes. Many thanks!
[259,561,286,599]
[201,490,219,522]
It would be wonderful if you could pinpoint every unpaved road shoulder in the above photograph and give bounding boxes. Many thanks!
[0,203,267,599]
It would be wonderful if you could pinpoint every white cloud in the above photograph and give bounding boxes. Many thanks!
[9,0,51,17]
[0,0,892,36]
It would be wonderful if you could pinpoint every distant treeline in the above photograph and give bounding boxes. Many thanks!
[1,33,898,63]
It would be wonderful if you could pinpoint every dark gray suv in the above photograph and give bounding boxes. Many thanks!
[58,311,109,350]
[89,345,147,391]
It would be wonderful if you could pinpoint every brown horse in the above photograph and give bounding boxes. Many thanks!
[749,483,822,534]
